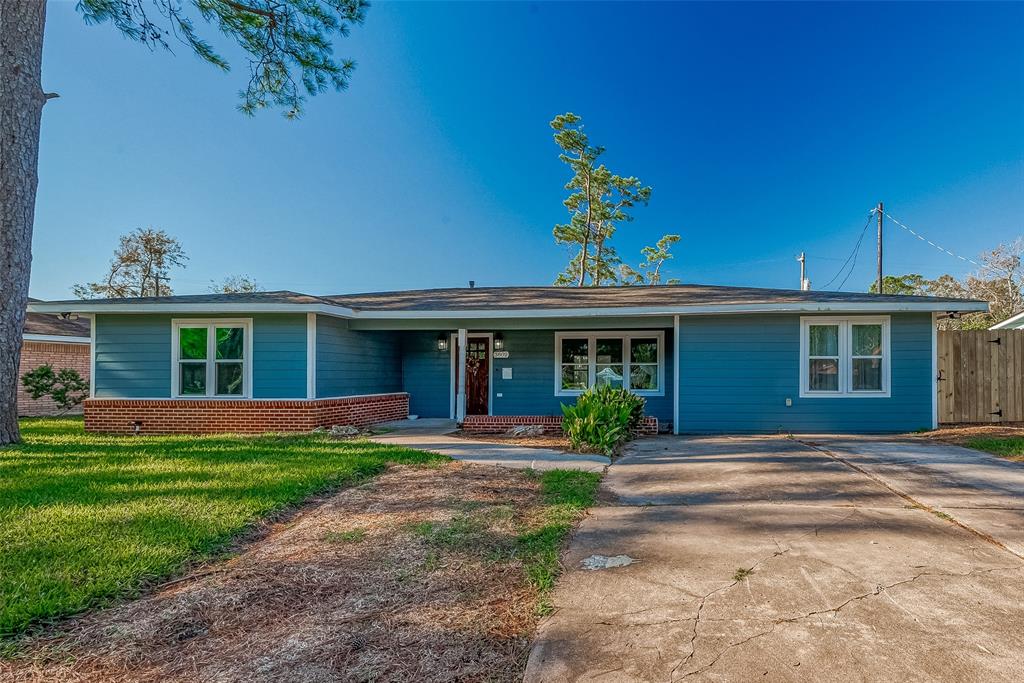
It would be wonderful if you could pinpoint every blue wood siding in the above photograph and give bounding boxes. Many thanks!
[251,314,307,398]
[315,316,402,397]
[93,315,172,397]
[677,313,933,433]
[401,332,451,418]
[92,313,307,399]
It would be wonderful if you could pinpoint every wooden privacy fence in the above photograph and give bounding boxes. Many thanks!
[937,329,1024,424]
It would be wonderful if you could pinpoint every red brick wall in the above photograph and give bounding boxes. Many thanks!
[17,340,91,417]
[83,393,409,435]
[461,414,659,436]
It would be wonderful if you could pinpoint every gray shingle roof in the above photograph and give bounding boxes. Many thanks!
[24,299,91,337]
[324,284,985,311]
[30,284,987,313]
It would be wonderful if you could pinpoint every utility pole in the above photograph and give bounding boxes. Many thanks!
[876,201,884,294]
[797,252,810,291]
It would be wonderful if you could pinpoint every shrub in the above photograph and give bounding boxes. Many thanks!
[21,364,89,413]
[560,385,646,455]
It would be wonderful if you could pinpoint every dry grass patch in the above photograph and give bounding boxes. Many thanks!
[914,424,1024,462]
[2,462,597,683]
[451,430,573,451]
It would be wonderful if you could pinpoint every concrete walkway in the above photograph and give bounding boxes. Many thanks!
[525,435,1024,682]
[807,437,1024,558]
[370,419,609,472]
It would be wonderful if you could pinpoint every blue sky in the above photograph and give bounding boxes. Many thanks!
[33,1,1023,299]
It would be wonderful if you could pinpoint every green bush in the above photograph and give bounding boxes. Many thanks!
[560,385,646,455]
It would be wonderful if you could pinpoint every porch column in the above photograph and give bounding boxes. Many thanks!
[673,315,680,434]
[456,328,468,422]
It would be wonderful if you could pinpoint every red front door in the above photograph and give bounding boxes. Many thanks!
[456,337,490,416]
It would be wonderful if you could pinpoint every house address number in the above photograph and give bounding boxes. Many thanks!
[493,350,510,359]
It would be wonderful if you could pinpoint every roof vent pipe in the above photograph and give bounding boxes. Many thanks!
[469,280,475,289]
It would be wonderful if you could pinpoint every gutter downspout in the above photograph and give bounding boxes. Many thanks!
[673,314,680,434]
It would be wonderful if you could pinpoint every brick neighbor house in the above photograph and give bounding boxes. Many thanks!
[18,300,91,416]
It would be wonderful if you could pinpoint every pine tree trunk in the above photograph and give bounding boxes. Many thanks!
[0,0,48,445]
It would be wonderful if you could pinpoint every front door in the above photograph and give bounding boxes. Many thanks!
[457,336,490,416]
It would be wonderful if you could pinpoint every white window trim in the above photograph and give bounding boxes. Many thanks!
[171,318,254,399]
[554,330,665,398]
[799,316,890,398]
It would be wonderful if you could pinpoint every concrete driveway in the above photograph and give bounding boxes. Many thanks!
[525,436,1024,682]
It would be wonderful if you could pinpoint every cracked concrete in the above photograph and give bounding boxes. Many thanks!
[524,436,1024,682]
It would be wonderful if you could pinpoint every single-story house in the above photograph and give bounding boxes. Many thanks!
[990,311,1024,330]
[18,300,92,416]
[28,285,987,434]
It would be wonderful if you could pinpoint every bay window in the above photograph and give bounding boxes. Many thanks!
[800,317,889,397]
[556,331,664,396]
[172,319,252,398]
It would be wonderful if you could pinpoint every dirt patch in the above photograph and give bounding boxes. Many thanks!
[451,430,573,451]
[2,463,554,683]
[913,424,1024,444]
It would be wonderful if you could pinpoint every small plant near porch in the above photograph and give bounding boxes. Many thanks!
[561,386,646,455]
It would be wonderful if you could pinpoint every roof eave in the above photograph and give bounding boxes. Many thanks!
[990,311,1024,330]
[27,299,988,319]
[26,302,358,318]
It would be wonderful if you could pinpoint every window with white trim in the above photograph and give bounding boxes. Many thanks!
[555,332,664,396]
[172,320,252,398]
[800,317,890,397]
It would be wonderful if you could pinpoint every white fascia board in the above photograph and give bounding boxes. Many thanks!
[354,300,990,319]
[23,334,91,344]
[26,302,356,317]
[27,299,988,320]
[990,311,1024,330]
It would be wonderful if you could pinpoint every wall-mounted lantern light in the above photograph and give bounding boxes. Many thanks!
[437,334,449,352]
[494,333,504,351]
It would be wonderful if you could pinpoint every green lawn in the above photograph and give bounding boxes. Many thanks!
[964,436,1024,461]
[0,417,445,638]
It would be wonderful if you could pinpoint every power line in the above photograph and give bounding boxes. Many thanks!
[881,209,1005,276]
[820,209,876,290]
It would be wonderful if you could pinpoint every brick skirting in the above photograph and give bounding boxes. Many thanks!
[17,340,91,417]
[461,414,659,436]
[83,393,409,435]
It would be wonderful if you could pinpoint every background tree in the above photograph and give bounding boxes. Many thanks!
[74,228,188,299]
[868,274,930,296]
[551,113,652,287]
[619,235,682,286]
[2,0,366,443]
[871,239,1023,330]
[210,275,262,294]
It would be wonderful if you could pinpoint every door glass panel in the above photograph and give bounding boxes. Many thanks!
[180,362,206,395]
[852,358,882,391]
[179,328,207,359]
[216,327,244,359]
[808,359,839,391]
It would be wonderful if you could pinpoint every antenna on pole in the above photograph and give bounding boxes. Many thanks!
[797,252,810,291]
[876,201,884,294]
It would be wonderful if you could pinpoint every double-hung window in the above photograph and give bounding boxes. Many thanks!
[800,317,889,397]
[172,319,252,398]
[556,331,664,397]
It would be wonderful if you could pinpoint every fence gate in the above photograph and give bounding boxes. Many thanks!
[937,329,1024,424]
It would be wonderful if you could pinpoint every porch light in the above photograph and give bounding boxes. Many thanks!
[437,334,449,352]
[494,333,504,351]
